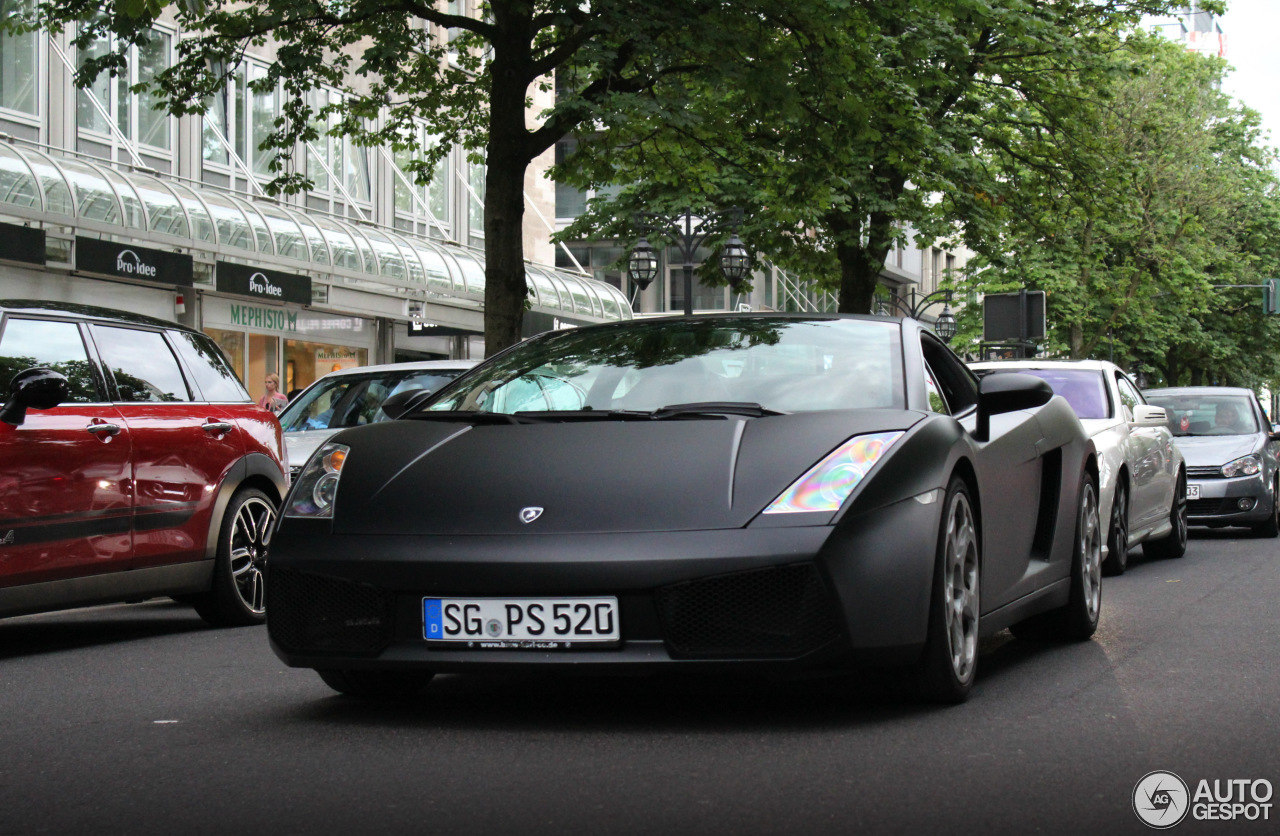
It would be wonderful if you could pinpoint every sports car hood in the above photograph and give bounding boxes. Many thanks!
[1173,434,1262,467]
[329,410,923,535]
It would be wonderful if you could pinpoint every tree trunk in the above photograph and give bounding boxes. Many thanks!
[833,212,893,314]
[1070,324,1084,360]
[1191,367,1203,386]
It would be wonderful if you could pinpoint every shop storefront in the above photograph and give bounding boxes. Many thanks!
[201,296,377,403]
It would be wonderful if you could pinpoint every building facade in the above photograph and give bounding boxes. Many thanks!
[0,7,631,405]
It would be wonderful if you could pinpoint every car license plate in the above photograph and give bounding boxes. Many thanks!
[423,597,620,646]
[1187,484,1201,500]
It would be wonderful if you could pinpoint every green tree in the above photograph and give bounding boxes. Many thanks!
[19,0,752,354]
[557,0,1180,314]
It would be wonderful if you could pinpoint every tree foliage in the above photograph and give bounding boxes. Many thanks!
[964,33,1280,389]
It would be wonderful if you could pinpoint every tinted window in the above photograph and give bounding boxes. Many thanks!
[923,361,950,415]
[1115,375,1141,420]
[1144,391,1261,437]
[170,331,250,402]
[0,317,102,402]
[93,326,191,403]
[279,369,467,431]
[980,368,1111,420]
[431,318,904,414]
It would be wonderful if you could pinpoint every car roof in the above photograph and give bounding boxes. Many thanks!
[0,299,202,333]
[969,359,1115,372]
[318,359,478,377]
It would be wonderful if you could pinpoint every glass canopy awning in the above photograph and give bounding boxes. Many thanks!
[0,141,632,322]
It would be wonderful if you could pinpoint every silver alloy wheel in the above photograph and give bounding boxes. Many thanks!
[228,496,275,614]
[1080,482,1103,623]
[943,490,980,683]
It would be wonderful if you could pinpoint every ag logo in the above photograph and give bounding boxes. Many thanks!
[0,530,13,545]
[519,507,543,524]
[1134,771,1190,829]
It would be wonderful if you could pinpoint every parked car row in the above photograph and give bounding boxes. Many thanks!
[4,301,1273,706]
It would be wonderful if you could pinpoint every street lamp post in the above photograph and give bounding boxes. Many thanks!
[886,288,958,343]
[626,209,751,316]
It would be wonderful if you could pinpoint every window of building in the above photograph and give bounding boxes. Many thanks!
[0,8,38,117]
[202,62,279,183]
[77,25,173,152]
[394,125,451,238]
[468,159,485,240]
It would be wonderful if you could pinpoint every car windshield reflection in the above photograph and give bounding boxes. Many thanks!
[1143,393,1260,437]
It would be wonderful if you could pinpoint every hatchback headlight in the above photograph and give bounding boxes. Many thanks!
[286,442,350,518]
[763,431,904,514]
[1222,455,1262,478]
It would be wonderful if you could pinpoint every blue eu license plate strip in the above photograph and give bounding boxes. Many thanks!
[424,598,445,640]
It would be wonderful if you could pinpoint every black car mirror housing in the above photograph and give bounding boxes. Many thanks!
[379,387,435,420]
[974,373,1054,442]
[0,367,71,426]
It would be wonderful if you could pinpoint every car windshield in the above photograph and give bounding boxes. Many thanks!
[279,368,467,431]
[427,317,904,415]
[977,368,1110,420]
[1143,392,1260,437]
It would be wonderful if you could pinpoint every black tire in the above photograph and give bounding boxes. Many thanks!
[1101,482,1129,577]
[1012,471,1102,642]
[317,669,435,698]
[1143,469,1189,559]
[913,476,980,704]
[1250,477,1280,538]
[192,487,277,627]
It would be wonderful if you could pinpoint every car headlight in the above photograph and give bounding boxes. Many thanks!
[763,431,904,514]
[285,442,349,518]
[1222,455,1262,478]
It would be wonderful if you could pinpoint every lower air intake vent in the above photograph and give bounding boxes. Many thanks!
[268,568,394,655]
[655,563,842,658]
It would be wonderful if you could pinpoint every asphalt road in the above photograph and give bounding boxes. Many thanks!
[2,530,1277,836]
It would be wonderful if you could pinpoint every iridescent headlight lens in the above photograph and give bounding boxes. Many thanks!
[285,442,350,518]
[763,431,904,514]
[1222,454,1262,478]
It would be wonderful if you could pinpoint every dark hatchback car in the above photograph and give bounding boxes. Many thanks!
[0,301,288,625]
[1142,387,1280,536]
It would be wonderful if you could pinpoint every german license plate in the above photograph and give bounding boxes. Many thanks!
[423,597,620,646]
[1187,484,1201,500]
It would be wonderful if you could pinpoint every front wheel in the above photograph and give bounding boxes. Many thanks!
[1143,469,1189,559]
[192,487,277,627]
[1250,477,1280,539]
[913,476,980,704]
[317,669,435,699]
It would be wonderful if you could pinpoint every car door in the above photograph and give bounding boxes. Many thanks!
[0,315,133,588]
[1116,373,1168,527]
[89,323,244,571]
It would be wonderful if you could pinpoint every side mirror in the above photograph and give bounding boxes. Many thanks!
[975,373,1053,442]
[379,388,435,420]
[0,367,70,426]
[1270,423,1280,441]
[1132,405,1167,426]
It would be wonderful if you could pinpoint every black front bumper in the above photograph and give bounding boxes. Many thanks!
[265,499,941,673]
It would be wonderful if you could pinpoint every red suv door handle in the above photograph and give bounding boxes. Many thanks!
[202,421,234,434]
[86,422,120,437]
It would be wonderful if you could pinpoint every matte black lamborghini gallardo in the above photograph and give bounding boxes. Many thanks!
[267,314,1102,703]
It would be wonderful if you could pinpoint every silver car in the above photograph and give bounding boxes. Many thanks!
[1142,387,1280,536]
[278,359,477,479]
[971,360,1187,574]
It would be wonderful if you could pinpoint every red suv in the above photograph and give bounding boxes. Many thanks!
[0,301,287,626]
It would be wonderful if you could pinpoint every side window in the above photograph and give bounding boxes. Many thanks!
[170,331,250,402]
[93,326,191,403]
[0,318,103,403]
[1115,375,1140,421]
[923,361,950,415]
[920,335,978,412]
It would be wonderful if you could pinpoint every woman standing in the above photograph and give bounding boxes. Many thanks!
[258,373,288,414]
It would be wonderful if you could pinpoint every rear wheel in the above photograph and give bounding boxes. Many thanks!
[192,488,277,627]
[913,477,980,704]
[1101,483,1129,576]
[317,669,435,699]
[1143,469,1189,559]
[1012,471,1102,642]
[1250,476,1280,538]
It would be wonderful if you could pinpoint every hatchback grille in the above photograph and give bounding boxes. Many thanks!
[268,568,394,655]
[655,563,842,658]
[1187,498,1234,517]
[1187,466,1223,479]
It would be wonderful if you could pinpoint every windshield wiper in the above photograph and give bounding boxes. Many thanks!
[651,402,786,420]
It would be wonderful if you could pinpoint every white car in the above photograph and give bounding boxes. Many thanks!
[970,359,1187,574]
[277,359,477,479]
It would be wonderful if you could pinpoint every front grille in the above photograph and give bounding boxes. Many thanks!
[1187,466,1223,479]
[655,563,842,658]
[268,567,395,655]
[1187,498,1234,517]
